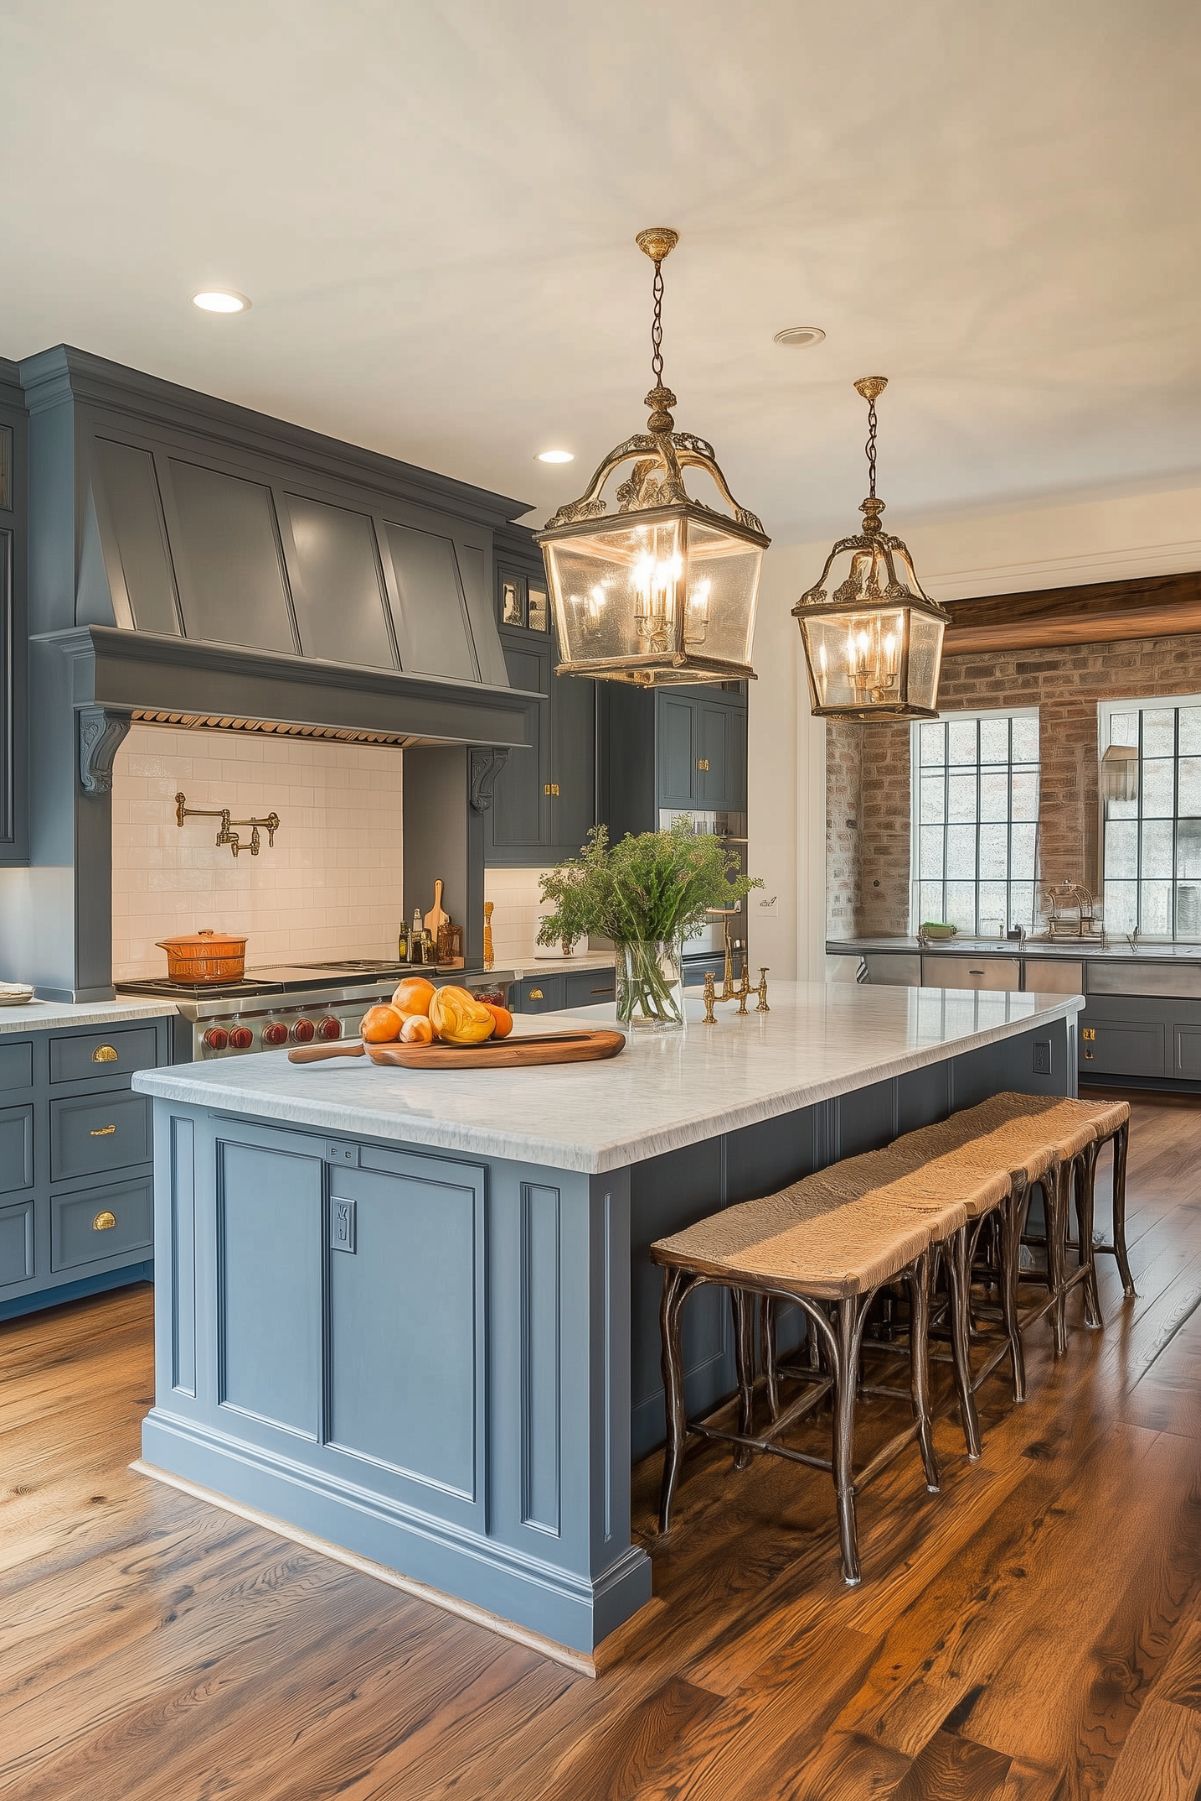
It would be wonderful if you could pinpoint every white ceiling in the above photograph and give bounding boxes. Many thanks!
[2,0,1199,542]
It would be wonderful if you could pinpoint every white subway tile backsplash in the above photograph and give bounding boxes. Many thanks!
[111,725,405,981]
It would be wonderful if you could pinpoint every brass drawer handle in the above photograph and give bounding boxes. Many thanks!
[92,1045,119,1064]
[528,987,545,1001]
[93,1210,117,1231]
[543,783,552,795]
[90,1124,117,1137]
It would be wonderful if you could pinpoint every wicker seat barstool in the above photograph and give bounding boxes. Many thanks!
[652,1184,969,1586]
[899,1092,1131,1373]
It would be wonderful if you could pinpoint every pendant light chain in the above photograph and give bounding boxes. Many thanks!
[864,393,878,501]
[650,256,666,389]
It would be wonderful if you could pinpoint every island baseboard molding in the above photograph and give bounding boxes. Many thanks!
[137,1414,652,1659]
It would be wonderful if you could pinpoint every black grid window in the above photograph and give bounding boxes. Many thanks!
[1101,701,1201,940]
[910,712,1040,936]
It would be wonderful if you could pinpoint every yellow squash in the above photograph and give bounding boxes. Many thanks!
[428,985,497,1046]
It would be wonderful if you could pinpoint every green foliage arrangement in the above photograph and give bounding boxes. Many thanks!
[538,822,762,1024]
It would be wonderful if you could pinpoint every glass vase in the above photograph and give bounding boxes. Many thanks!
[616,937,686,1031]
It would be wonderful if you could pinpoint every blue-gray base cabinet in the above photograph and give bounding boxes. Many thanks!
[513,968,616,1015]
[0,1016,169,1320]
[138,1018,1068,1657]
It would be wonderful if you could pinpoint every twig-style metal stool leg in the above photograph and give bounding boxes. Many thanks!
[658,1267,696,1532]
[732,1291,756,1469]
[999,1173,1032,1401]
[1073,1143,1104,1328]
[1106,1119,1135,1297]
[830,1296,862,1584]
[945,1226,983,1458]
[1045,1157,1070,1357]
[907,1251,939,1493]
[760,1296,781,1422]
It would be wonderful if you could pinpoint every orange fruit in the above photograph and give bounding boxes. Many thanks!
[391,975,436,1019]
[481,1002,513,1039]
[361,1003,403,1043]
[399,1014,434,1045]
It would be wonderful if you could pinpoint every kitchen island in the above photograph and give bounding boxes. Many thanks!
[134,981,1082,1664]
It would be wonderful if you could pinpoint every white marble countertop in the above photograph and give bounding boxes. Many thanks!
[134,981,1082,1175]
[505,954,615,977]
[0,997,178,1035]
[829,935,1201,962]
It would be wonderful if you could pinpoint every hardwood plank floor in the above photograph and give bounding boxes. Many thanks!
[2,1092,1201,1799]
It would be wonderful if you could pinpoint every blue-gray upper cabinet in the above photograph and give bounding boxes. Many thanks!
[0,370,28,865]
[486,628,596,866]
[658,694,746,814]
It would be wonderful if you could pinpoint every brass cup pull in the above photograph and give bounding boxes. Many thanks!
[90,1124,117,1137]
[92,1210,117,1232]
[92,1045,118,1064]
[528,988,545,1001]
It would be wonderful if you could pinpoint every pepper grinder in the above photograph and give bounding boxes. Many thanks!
[702,970,717,1025]
[483,901,494,971]
[756,967,770,1013]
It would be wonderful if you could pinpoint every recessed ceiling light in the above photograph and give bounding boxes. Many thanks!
[773,325,825,348]
[536,448,574,464]
[192,289,251,314]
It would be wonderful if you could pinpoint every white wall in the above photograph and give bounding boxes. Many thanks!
[749,476,1201,981]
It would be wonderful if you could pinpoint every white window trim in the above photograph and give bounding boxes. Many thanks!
[909,707,1040,938]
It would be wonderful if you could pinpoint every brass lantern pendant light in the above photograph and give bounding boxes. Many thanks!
[794,377,948,719]
[537,228,770,687]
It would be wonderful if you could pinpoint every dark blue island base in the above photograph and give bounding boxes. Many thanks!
[138,1011,1074,1665]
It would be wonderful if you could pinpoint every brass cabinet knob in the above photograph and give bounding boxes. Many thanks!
[528,987,545,1001]
[89,1124,117,1137]
[92,1045,118,1063]
[92,1210,117,1232]
[543,783,552,795]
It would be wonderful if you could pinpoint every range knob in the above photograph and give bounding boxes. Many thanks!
[291,1018,315,1044]
[317,1017,343,1041]
[202,1026,229,1053]
[229,1026,254,1051]
[261,1022,289,1048]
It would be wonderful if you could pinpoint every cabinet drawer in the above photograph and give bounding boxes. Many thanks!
[0,1199,35,1288]
[0,1104,34,1196]
[565,969,616,1009]
[0,1041,33,1094]
[1172,1025,1201,1081]
[49,1024,160,1085]
[920,956,1021,992]
[1022,959,1085,995]
[49,1090,151,1183]
[51,1175,153,1272]
[1079,1017,1167,1077]
[517,975,565,1014]
[1087,961,1201,1000]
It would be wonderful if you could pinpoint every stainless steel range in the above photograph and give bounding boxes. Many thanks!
[116,962,516,1062]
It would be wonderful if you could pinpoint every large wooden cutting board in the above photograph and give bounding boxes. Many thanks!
[289,1028,626,1070]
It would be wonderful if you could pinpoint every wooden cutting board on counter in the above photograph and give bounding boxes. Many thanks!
[289,1028,626,1070]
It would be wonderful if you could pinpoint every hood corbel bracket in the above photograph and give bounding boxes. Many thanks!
[79,707,130,797]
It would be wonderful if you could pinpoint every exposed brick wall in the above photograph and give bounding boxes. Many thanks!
[825,631,1201,938]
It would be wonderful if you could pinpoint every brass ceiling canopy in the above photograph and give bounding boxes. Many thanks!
[793,376,949,720]
[537,228,769,687]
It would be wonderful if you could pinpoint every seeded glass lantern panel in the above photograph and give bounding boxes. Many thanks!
[544,509,765,685]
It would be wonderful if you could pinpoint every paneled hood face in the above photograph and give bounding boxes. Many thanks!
[20,346,539,750]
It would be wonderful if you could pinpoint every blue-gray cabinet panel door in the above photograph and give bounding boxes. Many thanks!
[657,695,697,809]
[215,1136,324,1439]
[548,667,596,857]
[0,1105,33,1195]
[326,1157,485,1520]
[0,1199,34,1288]
[1080,1015,1167,1078]
[490,640,550,859]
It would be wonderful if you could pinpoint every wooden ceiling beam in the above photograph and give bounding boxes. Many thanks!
[943,570,1201,655]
